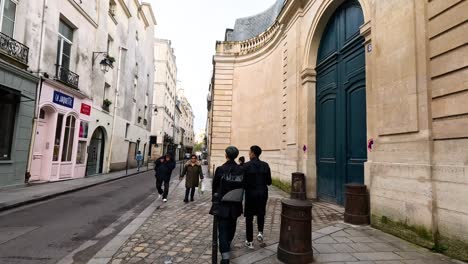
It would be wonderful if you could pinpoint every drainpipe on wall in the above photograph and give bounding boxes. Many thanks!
[25,78,44,182]
[106,46,127,173]
[25,0,48,182]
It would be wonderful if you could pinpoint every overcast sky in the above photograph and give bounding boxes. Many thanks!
[147,0,277,135]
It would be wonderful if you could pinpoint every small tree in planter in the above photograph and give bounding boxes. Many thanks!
[102,99,112,112]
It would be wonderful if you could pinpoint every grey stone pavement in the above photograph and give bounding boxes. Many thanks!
[0,163,161,211]
[89,165,465,264]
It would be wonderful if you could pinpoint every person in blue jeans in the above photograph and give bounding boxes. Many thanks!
[136,151,143,172]
[209,146,245,264]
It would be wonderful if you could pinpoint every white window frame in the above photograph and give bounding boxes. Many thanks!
[0,0,18,37]
[61,115,76,162]
[57,20,74,69]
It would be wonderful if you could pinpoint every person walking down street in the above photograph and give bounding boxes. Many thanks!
[243,145,272,249]
[209,146,245,264]
[154,153,176,202]
[180,154,204,203]
[136,151,143,172]
[238,156,245,166]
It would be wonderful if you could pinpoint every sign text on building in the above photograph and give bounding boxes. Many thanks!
[53,91,74,109]
[80,103,91,116]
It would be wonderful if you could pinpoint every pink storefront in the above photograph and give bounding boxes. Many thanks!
[30,79,92,182]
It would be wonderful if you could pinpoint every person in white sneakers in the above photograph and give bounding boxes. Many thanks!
[243,145,272,249]
[154,153,176,202]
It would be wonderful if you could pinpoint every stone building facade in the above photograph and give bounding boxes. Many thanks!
[20,0,156,181]
[151,38,178,158]
[0,0,39,188]
[177,89,195,153]
[208,0,468,259]
[173,99,182,160]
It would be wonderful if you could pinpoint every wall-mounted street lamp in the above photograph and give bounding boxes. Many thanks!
[92,52,115,73]
[149,104,160,114]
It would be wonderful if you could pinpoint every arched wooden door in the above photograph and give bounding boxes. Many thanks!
[316,1,367,205]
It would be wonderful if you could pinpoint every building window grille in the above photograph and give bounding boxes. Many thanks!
[55,19,80,88]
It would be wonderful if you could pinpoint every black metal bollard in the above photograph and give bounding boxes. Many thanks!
[211,193,219,264]
[180,160,183,176]
[277,199,313,264]
[344,184,370,225]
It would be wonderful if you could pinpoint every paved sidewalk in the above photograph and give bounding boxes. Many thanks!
[0,163,162,212]
[90,166,465,264]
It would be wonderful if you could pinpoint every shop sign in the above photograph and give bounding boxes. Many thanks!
[81,103,91,116]
[53,91,74,108]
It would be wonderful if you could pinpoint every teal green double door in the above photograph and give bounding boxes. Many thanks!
[316,1,367,205]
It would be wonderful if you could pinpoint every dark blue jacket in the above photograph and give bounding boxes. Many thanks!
[243,157,272,217]
[154,156,176,180]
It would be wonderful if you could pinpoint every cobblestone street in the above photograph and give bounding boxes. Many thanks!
[100,167,464,264]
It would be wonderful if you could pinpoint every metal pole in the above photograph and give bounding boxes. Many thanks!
[212,193,219,264]
[179,160,183,176]
[125,142,130,175]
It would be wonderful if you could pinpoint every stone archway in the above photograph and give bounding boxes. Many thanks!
[299,0,371,202]
[86,127,106,176]
[315,1,367,205]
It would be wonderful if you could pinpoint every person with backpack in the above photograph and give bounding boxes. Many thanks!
[209,146,245,264]
[243,145,272,249]
[154,152,176,202]
[179,154,204,203]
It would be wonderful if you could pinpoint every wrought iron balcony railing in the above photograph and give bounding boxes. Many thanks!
[56,65,79,89]
[0,32,29,65]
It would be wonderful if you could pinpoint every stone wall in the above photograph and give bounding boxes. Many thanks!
[208,0,468,258]
[427,0,468,252]
[0,63,38,187]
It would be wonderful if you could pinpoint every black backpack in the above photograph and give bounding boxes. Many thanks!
[220,167,244,203]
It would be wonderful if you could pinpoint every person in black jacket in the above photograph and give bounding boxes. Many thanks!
[154,153,176,202]
[209,146,244,264]
[238,156,245,166]
[243,145,272,249]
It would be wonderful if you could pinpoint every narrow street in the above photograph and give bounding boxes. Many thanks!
[88,165,462,264]
[0,167,179,264]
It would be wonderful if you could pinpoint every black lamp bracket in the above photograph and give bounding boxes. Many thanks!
[92,52,108,68]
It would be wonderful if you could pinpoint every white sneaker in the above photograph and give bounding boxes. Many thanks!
[158,194,163,199]
[244,240,254,249]
[163,198,167,202]
[257,232,264,242]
